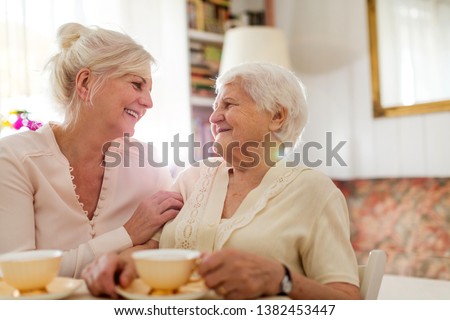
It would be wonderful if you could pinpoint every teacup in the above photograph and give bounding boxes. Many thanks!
[132,249,200,291]
[0,250,62,292]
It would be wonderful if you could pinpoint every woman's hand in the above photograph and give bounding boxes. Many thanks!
[81,252,137,299]
[124,191,183,245]
[198,248,361,300]
[198,248,285,299]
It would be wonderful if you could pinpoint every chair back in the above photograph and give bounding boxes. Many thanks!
[358,249,387,299]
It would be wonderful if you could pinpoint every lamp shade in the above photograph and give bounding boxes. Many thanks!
[219,26,291,75]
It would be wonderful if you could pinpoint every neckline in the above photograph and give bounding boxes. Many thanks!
[69,165,107,218]
[41,122,71,166]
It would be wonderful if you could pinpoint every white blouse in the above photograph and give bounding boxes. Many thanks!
[0,124,173,277]
[161,158,359,286]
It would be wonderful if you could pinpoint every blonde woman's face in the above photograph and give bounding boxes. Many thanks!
[91,73,153,138]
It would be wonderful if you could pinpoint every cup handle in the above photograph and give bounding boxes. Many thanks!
[189,257,203,282]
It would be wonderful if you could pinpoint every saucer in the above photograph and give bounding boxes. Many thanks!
[116,278,208,300]
[0,277,82,300]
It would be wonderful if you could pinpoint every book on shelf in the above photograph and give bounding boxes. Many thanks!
[187,0,198,30]
[189,42,221,72]
[187,0,230,34]
[189,40,221,97]
[191,65,212,76]
[225,10,266,29]
[239,10,266,26]
[192,85,215,98]
[203,44,221,70]
[191,75,215,87]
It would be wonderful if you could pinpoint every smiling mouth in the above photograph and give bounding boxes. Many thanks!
[125,108,139,119]
[217,128,230,134]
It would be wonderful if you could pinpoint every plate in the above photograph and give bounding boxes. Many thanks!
[0,277,82,300]
[116,278,208,300]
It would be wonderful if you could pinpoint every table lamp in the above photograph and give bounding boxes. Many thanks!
[219,26,291,75]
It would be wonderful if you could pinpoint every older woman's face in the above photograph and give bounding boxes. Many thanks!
[210,81,274,157]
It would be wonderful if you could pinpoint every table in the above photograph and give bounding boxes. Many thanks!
[378,274,450,300]
[69,281,288,300]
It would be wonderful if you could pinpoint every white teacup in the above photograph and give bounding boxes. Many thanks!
[132,249,200,291]
[0,250,62,292]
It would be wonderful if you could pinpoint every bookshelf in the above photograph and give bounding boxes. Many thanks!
[186,0,269,160]
[189,30,223,105]
[187,0,230,160]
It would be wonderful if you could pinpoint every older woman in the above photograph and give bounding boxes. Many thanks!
[83,62,360,299]
[0,23,182,278]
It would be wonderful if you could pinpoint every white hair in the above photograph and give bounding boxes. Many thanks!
[215,62,308,145]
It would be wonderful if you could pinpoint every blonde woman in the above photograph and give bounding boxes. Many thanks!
[0,23,182,277]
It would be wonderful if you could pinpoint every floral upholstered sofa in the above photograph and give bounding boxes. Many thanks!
[334,178,450,280]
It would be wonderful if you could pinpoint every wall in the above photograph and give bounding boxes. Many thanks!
[275,0,450,179]
[122,0,192,152]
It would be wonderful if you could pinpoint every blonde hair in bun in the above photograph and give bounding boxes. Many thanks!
[57,22,86,50]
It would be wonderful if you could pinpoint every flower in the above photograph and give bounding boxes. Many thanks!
[1,109,43,131]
